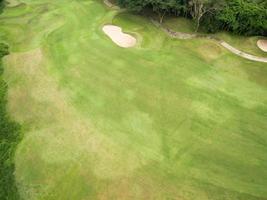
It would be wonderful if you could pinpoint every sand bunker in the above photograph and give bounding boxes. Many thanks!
[103,25,136,48]
[257,40,267,52]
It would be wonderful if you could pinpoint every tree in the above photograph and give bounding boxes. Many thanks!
[118,0,267,36]
[0,0,4,13]
[117,0,149,12]
[216,0,267,36]
[118,0,186,24]
[153,0,187,24]
[151,0,169,24]
[188,0,224,32]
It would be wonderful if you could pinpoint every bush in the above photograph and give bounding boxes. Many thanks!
[216,0,267,36]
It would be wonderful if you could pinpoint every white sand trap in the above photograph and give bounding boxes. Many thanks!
[257,40,267,52]
[103,25,136,48]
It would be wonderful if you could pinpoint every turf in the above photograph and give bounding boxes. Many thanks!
[214,32,267,57]
[162,16,267,58]
[0,0,267,199]
[0,42,21,199]
[163,16,196,33]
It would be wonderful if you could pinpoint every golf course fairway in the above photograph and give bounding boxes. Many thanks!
[0,0,267,199]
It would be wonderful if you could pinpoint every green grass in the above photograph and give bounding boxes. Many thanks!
[162,16,267,58]
[213,32,267,57]
[0,0,267,199]
[0,43,21,199]
[163,16,196,33]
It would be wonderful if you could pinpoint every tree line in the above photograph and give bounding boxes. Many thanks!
[117,0,267,36]
[0,0,4,13]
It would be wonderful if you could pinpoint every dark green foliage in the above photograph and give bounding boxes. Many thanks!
[217,0,267,36]
[118,0,187,14]
[117,0,149,12]
[0,0,4,13]
[0,43,21,200]
[202,0,267,36]
[118,0,267,36]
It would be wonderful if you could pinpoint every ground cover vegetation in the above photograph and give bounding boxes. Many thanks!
[118,0,267,36]
[0,0,266,200]
[161,17,267,57]
[0,43,21,199]
[0,3,21,200]
[0,0,4,13]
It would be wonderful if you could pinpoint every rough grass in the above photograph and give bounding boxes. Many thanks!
[0,0,267,200]
[214,32,267,57]
[0,43,21,199]
[163,17,196,33]
[162,17,267,58]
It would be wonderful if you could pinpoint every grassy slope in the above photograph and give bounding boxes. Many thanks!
[163,17,267,57]
[0,0,267,199]
[0,43,21,199]
[0,2,21,199]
